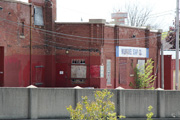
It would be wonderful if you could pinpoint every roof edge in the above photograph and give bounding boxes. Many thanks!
[0,0,31,5]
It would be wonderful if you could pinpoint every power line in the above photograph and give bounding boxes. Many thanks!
[0,26,159,54]
[0,16,162,42]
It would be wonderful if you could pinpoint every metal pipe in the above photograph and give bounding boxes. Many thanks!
[29,4,32,85]
[161,44,164,89]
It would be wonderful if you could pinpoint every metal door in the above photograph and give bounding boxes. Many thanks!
[0,47,4,86]
[119,59,127,84]
[56,63,68,87]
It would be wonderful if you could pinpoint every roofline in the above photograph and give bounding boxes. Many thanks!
[0,0,31,5]
[55,22,91,24]
[55,21,162,33]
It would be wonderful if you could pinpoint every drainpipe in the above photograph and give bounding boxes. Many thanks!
[29,4,32,85]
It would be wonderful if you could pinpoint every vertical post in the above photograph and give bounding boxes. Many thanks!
[161,44,164,89]
[176,0,179,90]
[29,4,32,85]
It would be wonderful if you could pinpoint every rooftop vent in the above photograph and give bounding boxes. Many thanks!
[89,19,106,24]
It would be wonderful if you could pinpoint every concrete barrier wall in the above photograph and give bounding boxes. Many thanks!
[0,88,180,119]
[37,88,75,119]
[0,88,29,119]
[119,90,158,118]
[159,91,180,118]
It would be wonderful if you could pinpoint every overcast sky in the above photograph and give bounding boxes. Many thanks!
[19,0,176,31]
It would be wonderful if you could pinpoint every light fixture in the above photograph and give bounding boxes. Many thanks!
[66,50,69,54]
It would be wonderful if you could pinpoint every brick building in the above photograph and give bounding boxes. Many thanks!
[0,0,56,87]
[55,20,161,89]
[0,0,161,88]
[162,51,180,90]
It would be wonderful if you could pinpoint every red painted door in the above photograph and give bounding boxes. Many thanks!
[56,63,68,87]
[0,47,4,86]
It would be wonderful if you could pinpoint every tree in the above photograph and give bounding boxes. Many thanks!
[165,26,176,49]
[129,59,156,89]
[125,2,152,27]
[113,0,163,29]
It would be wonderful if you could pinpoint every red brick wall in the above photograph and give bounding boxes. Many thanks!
[55,23,161,89]
[102,26,116,88]
[0,1,31,86]
[0,0,57,87]
[115,27,161,89]
[55,23,102,88]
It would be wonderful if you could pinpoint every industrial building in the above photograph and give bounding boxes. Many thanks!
[0,0,161,88]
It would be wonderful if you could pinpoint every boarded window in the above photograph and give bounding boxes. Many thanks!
[34,6,44,26]
[71,65,86,78]
[106,59,111,85]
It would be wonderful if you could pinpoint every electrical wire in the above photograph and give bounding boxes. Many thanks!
[0,17,161,47]
[0,16,161,47]
[0,16,162,42]
[0,26,159,54]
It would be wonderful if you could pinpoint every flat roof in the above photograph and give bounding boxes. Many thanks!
[0,0,31,5]
[163,50,180,59]
[55,21,161,33]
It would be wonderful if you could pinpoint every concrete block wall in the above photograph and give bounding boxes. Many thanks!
[0,88,180,119]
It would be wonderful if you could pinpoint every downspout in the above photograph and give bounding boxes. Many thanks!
[114,26,118,88]
[29,4,32,85]
[156,30,162,88]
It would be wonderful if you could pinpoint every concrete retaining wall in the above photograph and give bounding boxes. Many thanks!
[0,88,179,119]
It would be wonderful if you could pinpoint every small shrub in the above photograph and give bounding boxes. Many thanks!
[66,89,125,120]
[130,58,156,89]
[146,105,154,120]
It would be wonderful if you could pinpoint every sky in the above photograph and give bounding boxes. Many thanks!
[19,0,176,31]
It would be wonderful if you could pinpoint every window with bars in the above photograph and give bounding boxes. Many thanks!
[72,59,85,64]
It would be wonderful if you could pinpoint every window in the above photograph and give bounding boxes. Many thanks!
[34,6,44,26]
[130,59,134,76]
[137,59,145,73]
[72,59,85,64]
[20,22,24,36]
[106,59,111,85]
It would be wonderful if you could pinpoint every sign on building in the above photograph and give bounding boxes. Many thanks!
[116,46,149,58]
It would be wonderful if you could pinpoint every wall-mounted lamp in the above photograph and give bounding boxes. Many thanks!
[66,50,69,54]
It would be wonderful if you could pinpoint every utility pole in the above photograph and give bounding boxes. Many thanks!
[176,0,179,90]
[161,44,164,89]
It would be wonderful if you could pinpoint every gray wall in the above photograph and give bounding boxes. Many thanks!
[0,88,179,119]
